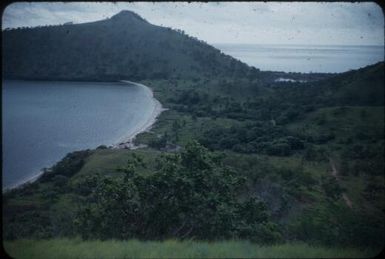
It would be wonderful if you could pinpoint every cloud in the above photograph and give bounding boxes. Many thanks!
[2,2,384,45]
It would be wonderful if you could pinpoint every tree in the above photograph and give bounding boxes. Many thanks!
[74,141,280,242]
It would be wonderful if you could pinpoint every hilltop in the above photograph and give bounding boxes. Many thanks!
[2,10,257,81]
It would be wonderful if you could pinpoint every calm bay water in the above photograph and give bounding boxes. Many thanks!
[2,80,156,189]
[214,44,384,73]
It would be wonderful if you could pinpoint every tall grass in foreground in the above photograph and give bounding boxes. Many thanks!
[3,239,380,259]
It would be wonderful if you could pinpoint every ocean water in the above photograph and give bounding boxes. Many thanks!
[214,44,384,73]
[2,80,156,189]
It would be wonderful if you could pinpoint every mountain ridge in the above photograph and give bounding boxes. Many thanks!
[2,10,257,81]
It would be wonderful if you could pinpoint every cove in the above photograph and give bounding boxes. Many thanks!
[2,80,160,189]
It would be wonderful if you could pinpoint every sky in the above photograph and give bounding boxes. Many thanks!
[2,2,384,46]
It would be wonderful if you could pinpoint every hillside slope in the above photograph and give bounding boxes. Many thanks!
[3,60,384,248]
[2,10,256,81]
[308,62,384,106]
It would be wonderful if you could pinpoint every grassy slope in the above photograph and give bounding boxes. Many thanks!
[4,239,379,259]
[287,106,384,212]
[73,148,160,178]
[137,72,384,237]
[287,106,384,145]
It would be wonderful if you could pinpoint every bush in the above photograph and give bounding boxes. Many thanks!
[321,176,344,200]
[74,141,279,242]
[148,134,167,149]
[290,204,384,248]
[266,143,292,156]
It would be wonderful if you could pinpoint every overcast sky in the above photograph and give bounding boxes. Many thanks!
[2,2,384,45]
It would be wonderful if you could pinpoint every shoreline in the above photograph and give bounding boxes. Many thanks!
[3,80,165,192]
[3,171,44,193]
[112,80,166,149]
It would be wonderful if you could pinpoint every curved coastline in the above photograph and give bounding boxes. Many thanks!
[3,80,164,192]
[4,171,43,192]
[113,80,165,149]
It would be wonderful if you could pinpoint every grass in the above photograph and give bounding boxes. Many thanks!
[287,106,384,143]
[3,239,379,259]
[284,105,384,212]
[71,148,160,179]
[134,107,244,148]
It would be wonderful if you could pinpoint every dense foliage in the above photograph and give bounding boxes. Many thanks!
[4,142,282,244]
[200,122,305,155]
[3,10,255,81]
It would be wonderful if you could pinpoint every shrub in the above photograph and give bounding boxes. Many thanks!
[74,141,279,242]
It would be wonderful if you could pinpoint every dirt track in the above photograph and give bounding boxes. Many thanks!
[329,158,353,208]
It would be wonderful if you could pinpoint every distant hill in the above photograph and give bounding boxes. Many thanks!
[304,62,384,106]
[2,10,257,81]
[321,62,384,106]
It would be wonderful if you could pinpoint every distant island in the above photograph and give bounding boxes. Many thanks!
[3,9,384,258]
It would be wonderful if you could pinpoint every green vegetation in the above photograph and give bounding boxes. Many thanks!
[4,62,384,251]
[3,10,256,81]
[4,62,384,255]
[4,239,379,259]
[4,142,281,244]
[2,9,384,258]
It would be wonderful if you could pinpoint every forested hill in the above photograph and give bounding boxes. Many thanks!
[307,62,384,104]
[2,10,257,81]
[272,62,384,107]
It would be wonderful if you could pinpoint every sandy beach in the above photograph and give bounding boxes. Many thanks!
[4,81,164,192]
[3,171,44,192]
[113,80,165,149]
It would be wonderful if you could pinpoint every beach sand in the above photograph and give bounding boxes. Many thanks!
[4,81,164,191]
[113,80,166,149]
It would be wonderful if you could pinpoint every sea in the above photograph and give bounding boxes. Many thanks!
[213,44,384,73]
[2,80,157,189]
